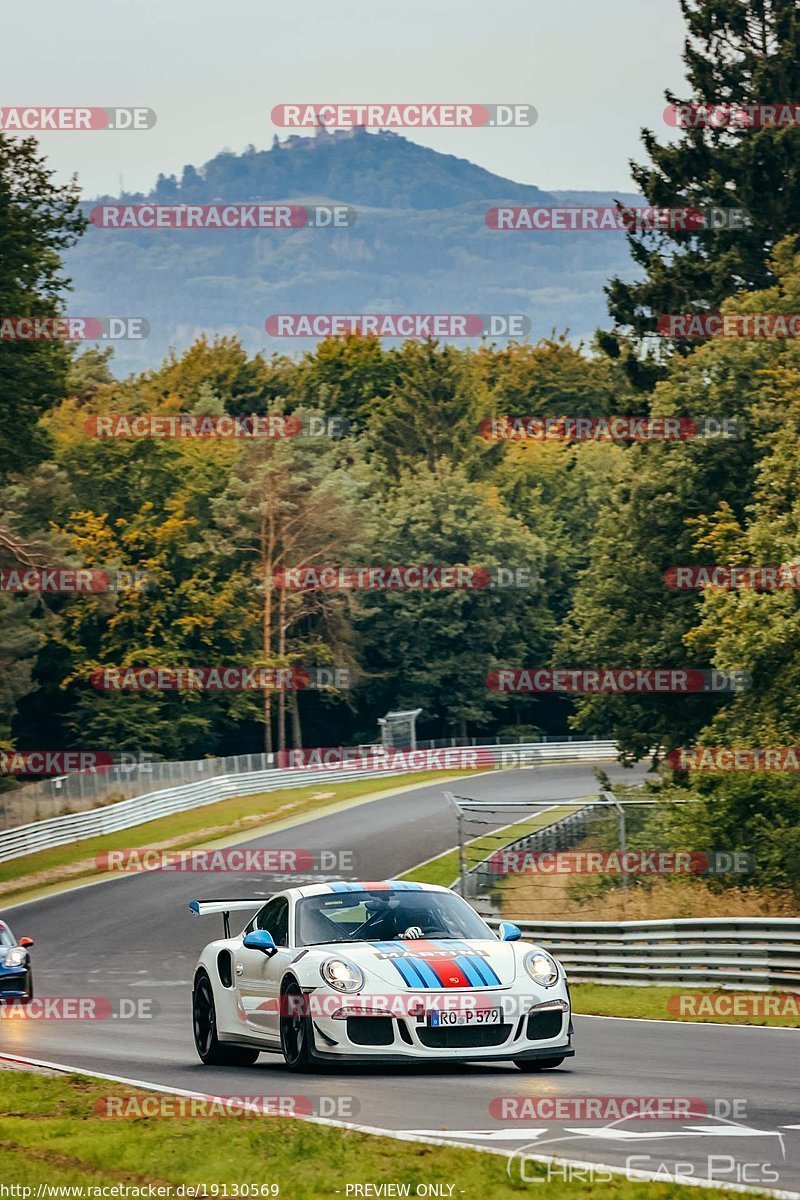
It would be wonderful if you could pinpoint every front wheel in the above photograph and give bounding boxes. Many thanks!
[514,1056,565,1072]
[192,971,259,1066]
[280,980,316,1071]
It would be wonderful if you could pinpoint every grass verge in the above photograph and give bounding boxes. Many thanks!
[0,1067,772,1199]
[0,769,480,908]
[571,983,799,1027]
[399,803,579,887]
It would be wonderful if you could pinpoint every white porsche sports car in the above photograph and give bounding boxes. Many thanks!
[189,880,573,1071]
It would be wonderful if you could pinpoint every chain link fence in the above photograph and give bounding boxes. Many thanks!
[0,734,610,829]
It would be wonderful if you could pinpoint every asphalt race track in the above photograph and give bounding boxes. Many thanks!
[2,762,798,1194]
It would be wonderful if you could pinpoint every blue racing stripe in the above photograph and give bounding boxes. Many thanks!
[453,955,485,987]
[389,956,423,986]
[438,940,501,986]
[374,942,444,988]
[409,956,443,988]
[468,955,501,986]
[396,955,439,988]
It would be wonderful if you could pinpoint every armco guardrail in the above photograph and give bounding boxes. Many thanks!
[0,740,618,864]
[487,917,800,989]
[0,735,617,826]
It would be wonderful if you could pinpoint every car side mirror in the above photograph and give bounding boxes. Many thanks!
[499,922,521,942]
[19,937,34,949]
[243,930,278,957]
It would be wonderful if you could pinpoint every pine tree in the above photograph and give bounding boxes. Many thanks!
[603,0,800,378]
[0,133,85,478]
[367,341,488,476]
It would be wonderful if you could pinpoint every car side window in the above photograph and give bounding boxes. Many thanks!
[255,897,289,946]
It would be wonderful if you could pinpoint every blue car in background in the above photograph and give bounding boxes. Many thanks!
[0,920,34,1003]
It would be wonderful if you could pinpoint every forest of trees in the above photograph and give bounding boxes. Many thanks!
[2,0,799,895]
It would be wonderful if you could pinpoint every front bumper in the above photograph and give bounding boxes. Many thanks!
[307,995,572,1062]
[0,967,30,1000]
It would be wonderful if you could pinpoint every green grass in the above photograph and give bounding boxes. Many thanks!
[399,804,578,887]
[572,982,800,1027]
[0,1068,773,1199]
[0,768,480,906]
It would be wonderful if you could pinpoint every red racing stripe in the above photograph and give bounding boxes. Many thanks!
[411,940,472,988]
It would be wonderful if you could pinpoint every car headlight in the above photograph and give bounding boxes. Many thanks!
[3,948,27,969]
[523,950,559,987]
[320,958,364,993]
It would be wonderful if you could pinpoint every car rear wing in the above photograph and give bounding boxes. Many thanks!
[189,899,267,938]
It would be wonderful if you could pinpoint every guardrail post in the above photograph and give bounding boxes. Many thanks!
[601,788,627,892]
[443,791,468,895]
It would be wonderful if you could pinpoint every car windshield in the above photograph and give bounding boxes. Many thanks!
[0,924,14,948]
[295,889,493,947]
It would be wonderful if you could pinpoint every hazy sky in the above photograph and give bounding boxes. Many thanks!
[4,0,687,198]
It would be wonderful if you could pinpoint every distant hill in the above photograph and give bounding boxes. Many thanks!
[66,130,641,374]
[145,128,558,210]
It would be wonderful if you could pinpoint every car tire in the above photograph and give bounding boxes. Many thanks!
[280,979,317,1072]
[192,971,259,1066]
[514,1056,565,1071]
[21,970,33,1004]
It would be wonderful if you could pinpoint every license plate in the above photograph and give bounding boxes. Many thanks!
[428,1007,502,1027]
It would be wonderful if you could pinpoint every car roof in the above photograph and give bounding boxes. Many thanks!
[287,880,451,900]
